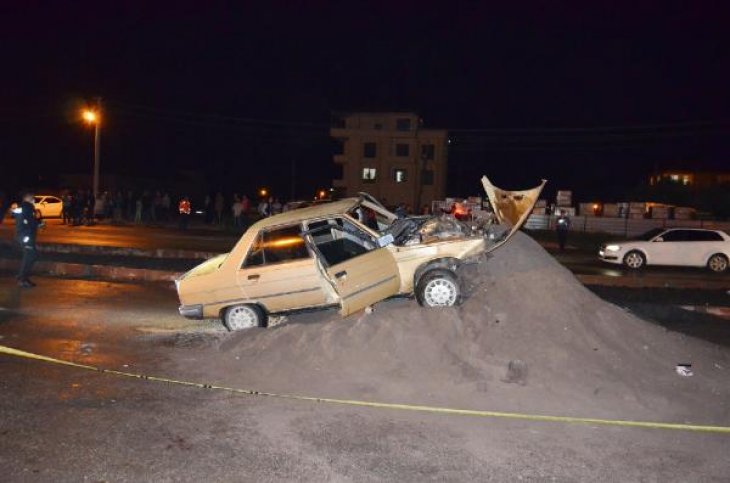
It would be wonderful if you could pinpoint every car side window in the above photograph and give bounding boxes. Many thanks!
[45,197,61,204]
[661,230,691,242]
[306,217,377,266]
[243,224,310,268]
[687,231,723,242]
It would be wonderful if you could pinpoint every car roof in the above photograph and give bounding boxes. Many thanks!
[251,198,359,230]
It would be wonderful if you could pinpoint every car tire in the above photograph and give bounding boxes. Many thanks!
[223,304,266,331]
[623,250,645,270]
[707,253,728,274]
[416,269,461,308]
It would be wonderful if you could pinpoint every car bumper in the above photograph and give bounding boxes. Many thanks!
[179,304,204,319]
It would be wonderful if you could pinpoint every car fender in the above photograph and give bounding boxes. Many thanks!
[413,257,461,289]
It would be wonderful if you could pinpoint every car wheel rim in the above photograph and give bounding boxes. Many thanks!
[424,279,457,306]
[227,306,258,330]
[709,256,727,272]
[626,253,642,268]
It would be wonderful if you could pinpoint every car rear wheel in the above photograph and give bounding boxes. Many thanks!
[623,250,645,270]
[223,304,266,331]
[707,253,728,273]
[416,269,461,307]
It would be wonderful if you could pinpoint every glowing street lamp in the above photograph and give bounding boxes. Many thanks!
[82,99,102,198]
[82,110,97,123]
[259,188,269,198]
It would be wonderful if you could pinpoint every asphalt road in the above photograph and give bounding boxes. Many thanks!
[1,277,730,481]
[0,218,239,253]
[3,219,729,288]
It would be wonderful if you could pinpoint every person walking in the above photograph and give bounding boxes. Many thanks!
[12,191,40,288]
[556,209,571,251]
[214,192,225,225]
[61,192,72,224]
[231,195,243,229]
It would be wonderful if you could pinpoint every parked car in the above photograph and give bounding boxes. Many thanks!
[598,228,729,273]
[8,195,63,219]
[175,176,546,331]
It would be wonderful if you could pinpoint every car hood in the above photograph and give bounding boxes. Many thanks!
[481,175,547,252]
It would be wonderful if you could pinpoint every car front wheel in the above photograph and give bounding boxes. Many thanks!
[623,250,645,270]
[223,304,266,331]
[416,269,461,307]
[707,253,728,273]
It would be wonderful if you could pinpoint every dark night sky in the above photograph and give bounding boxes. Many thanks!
[1,1,728,201]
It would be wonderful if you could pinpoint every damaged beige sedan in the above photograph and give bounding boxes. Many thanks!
[176,176,545,330]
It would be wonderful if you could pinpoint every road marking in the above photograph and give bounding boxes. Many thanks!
[1,343,729,434]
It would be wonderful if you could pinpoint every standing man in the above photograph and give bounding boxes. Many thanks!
[556,209,571,251]
[12,191,40,288]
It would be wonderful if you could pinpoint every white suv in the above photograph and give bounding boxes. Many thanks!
[599,228,729,273]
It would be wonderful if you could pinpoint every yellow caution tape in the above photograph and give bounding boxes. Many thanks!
[2,344,729,434]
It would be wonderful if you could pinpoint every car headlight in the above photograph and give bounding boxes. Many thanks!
[605,244,621,252]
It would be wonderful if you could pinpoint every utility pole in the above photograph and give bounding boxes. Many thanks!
[92,97,102,198]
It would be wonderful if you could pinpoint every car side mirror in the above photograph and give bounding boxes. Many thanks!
[654,236,663,242]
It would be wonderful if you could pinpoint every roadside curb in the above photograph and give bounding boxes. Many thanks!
[0,258,178,283]
[34,242,217,260]
[577,274,730,290]
[0,255,726,289]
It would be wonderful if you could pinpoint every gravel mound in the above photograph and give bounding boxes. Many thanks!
[171,233,730,423]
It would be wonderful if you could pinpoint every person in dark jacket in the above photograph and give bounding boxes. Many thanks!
[555,209,571,251]
[12,191,40,287]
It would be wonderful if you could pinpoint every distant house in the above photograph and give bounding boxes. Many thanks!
[330,112,448,210]
[649,170,730,188]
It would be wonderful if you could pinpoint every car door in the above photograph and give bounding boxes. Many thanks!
[236,224,329,313]
[687,230,726,266]
[648,229,692,266]
[41,196,63,217]
[304,217,401,316]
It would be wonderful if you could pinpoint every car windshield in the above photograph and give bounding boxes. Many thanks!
[632,228,665,241]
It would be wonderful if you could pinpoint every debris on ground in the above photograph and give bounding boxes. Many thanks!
[161,232,730,424]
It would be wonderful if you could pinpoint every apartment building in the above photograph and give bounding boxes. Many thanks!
[330,112,448,210]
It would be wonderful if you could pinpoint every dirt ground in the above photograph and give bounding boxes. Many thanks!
[149,233,729,426]
[2,232,730,481]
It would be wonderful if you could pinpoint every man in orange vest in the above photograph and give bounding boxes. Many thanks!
[178,197,191,230]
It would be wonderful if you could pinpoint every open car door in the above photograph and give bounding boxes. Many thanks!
[304,217,401,316]
[482,175,547,252]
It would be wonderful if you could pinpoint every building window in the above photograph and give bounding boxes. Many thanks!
[396,143,409,157]
[393,169,407,183]
[363,142,377,158]
[421,144,435,160]
[396,118,411,131]
[362,168,377,183]
[333,137,346,155]
[421,170,434,185]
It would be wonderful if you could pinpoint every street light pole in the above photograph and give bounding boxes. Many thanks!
[92,97,102,199]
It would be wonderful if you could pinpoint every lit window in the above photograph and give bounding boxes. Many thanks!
[394,169,407,183]
[362,168,377,183]
[670,174,679,181]
[396,143,409,157]
[682,176,690,185]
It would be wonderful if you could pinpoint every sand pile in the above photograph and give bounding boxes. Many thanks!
[171,233,729,423]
